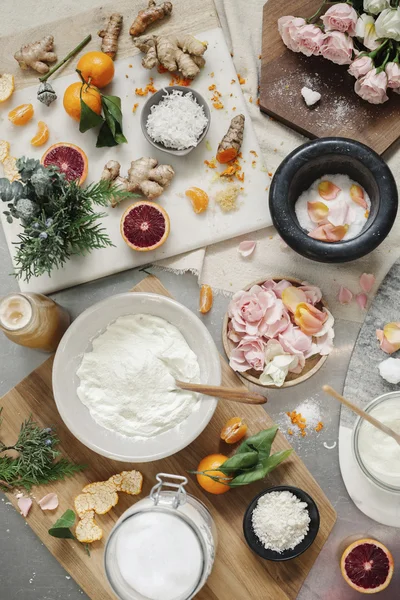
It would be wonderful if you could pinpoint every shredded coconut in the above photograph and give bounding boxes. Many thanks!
[146,90,208,150]
[251,490,310,553]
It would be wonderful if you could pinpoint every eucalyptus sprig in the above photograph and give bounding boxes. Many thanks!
[0,408,86,491]
[190,426,292,488]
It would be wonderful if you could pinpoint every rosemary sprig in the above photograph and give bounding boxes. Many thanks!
[0,410,86,491]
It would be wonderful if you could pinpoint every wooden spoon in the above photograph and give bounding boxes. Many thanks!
[175,380,267,404]
[323,385,400,446]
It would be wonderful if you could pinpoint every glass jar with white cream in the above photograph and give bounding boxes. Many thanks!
[104,473,217,600]
[353,392,400,494]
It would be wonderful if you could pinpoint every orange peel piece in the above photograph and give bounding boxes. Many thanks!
[0,74,14,103]
[318,180,340,200]
[294,302,328,336]
[350,184,368,209]
[0,140,10,163]
[281,286,307,313]
[3,156,21,182]
[307,201,329,224]
[75,510,103,543]
[74,489,118,518]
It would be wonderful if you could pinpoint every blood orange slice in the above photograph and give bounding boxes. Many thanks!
[340,539,394,594]
[41,143,88,185]
[121,201,170,252]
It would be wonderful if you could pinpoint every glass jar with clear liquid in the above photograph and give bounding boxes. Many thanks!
[105,473,217,600]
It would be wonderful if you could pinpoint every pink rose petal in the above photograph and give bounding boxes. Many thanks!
[356,293,367,310]
[238,240,256,258]
[38,493,59,511]
[298,283,322,305]
[318,180,341,200]
[327,203,351,227]
[307,201,329,223]
[18,497,32,518]
[359,273,375,293]
[350,184,368,209]
[338,286,353,305]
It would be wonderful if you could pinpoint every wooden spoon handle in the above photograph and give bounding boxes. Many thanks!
[322,385,400,445]
[175,381,267,404]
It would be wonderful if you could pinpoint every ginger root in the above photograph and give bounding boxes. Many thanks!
[130,0,173,37]
[102,157,174,205]
[14,35,57,74]
[217,114,245,164]
[98,13,123,60]
[134,33,207,79]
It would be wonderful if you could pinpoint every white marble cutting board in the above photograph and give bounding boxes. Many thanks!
[0,27,272,293]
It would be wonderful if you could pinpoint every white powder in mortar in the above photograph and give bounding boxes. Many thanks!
[295,173,370,241]
[76,314,201,438]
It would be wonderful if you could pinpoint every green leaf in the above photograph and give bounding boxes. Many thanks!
[99,95,127,146]
[236,426,278,458]
[219,451,258,475]
[102,95,123,125]
[228,449,293,487]
[48,509,76,539]
[79,98,104,133]
[96,121,119,148]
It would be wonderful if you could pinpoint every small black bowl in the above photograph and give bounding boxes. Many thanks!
[243,485,320,561]
[269,138,398,263]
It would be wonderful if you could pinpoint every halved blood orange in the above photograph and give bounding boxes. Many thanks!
[340,538,394,594]
[121,201,170,252]
[41,143,88,185]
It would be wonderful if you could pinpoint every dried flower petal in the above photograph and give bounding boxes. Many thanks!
[356,293,367,310]
[338,286,353,305]
[18,497,32,517]
[307,201,329,223]
[318,180,340,200]
[309,223,348,241]
[281,286,307,313]
[38,492,59,511]
[238,240,256,257]
[376,323,400,354]
[359,273,375,293]
[294,302,327,336]
[350,184,368,209]
[327,203,351,227]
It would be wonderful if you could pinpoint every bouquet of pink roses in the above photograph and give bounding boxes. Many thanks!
[278,0,400,104]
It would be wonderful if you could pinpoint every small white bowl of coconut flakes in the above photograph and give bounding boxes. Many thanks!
[141,86,211,156]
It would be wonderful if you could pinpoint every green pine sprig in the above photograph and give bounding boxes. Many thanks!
[0,409,86,491]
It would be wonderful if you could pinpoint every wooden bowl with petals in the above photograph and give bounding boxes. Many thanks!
[222,277,329,389]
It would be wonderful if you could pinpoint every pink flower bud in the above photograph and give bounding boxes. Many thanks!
[348,56,374,78]
[385,62,400,88]
[321,3,358,36]
[320,31,354,65]
[355,68,389,104]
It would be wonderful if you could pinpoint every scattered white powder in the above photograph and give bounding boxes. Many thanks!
[379,358,400,384]
[77,314,201,438]
[295,174,370,241]
[146,90,208,150]
[301,86,321,107]
[252,491,310,553]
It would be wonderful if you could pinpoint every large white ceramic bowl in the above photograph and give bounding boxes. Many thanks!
[53,293,221,462]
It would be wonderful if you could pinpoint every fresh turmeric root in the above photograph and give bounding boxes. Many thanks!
[134,34,207,79]
[14,35,57,74]
[98,13,123,59]
[216,114,245,164]
[130,0,173,36]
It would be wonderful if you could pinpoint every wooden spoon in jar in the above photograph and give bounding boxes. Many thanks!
[323,385,400,446]
[175,380,267,405]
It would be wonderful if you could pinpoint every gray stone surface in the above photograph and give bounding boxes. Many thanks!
[343,259,400,428]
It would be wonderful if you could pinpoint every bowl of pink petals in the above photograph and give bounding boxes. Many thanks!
[223,278,335,388]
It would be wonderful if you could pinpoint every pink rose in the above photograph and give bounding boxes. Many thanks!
[320,31,354,65]
[261,279,292,298]
[321,4,358,36]
[386,62,400,88]
[278,15,307,52]
[228,285,278,337]
[229,337,265,372]
[297,24,325,56]
[348,56,374,78]
[355,68,389,104]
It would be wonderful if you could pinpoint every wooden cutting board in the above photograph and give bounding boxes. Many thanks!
[0,276,336,600]
[260,0,400,155]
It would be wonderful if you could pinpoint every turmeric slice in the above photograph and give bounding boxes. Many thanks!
[216,114,245,164]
